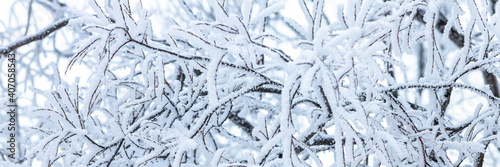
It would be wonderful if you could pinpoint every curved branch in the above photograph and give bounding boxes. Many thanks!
[129,39,283,87]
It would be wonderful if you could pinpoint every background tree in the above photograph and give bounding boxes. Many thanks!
[2,0,500,166]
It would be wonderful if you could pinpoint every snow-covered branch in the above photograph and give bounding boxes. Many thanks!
[0,17,72,55]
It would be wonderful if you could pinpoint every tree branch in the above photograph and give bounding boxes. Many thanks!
[1,17,71,56]
[381,83,500,101]
[228,112,254,136]
[414,9,464,48]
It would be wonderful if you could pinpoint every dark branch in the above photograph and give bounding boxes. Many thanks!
[381,83,500,101]
[252,87,282,94]
[414,9,464,48]
[228,112,254,136]
[1,17,71,55]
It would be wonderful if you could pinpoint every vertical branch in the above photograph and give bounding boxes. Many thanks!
[476,1,500,165]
